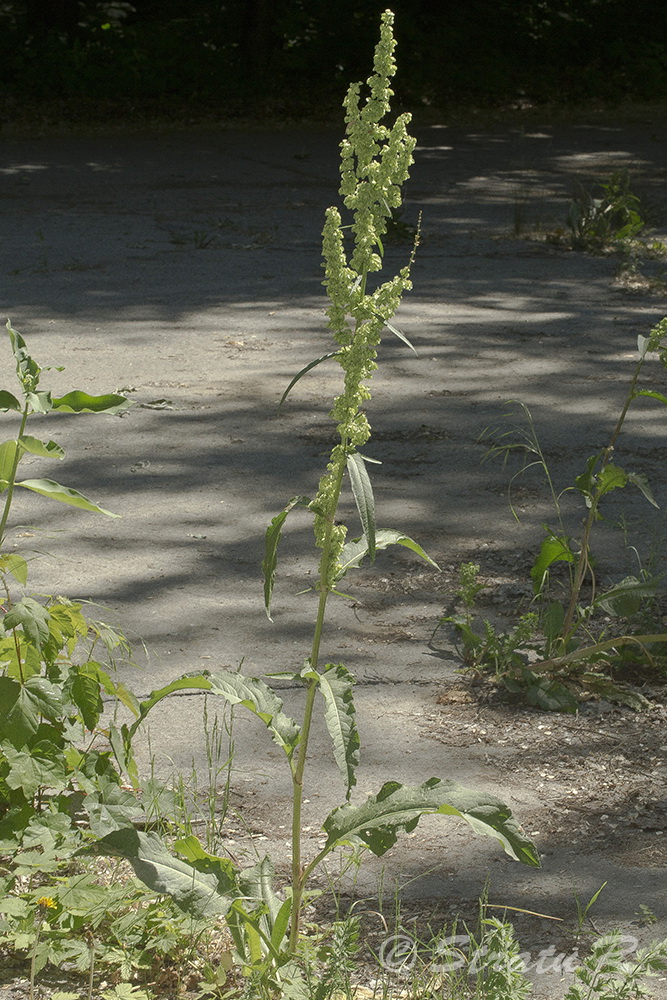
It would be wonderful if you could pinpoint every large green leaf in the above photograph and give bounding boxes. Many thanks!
[322,777,540,866]
[80,775,145,837]
[90,828,236,918]
[346,452,376,563]
[68,664,104,731]
[1,742,68,797]
[16,478,119,516]
[0,676,63,746]
[262,495,311,620]
[0,440,19,488]
[337,529,439,580]
[51,390,129,414]
[3,597,51,650]
[315,664,359,799]
[530,533,575,595]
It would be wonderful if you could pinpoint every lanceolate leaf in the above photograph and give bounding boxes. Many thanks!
[337,529,439,580]
[317,663,359,799]
[635,389,667,405]
[262,495,311,620]
[89,828,236,918]
[51,390,129,414]
[626,471,659,507]
[322,777,540,867]
[278,352,341,411]
[384,321,417,354]
[16,478,119,517]
[347,452,376,562]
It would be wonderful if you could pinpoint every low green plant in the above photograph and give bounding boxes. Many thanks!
[0,323,144,872]
[438,323,667,711]
[88,11,540,994]
[567,170,645,250]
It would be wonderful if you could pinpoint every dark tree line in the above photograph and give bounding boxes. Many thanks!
[2,0,667,117]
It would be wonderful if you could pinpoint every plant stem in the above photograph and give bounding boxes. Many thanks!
[561,357,645,641]
[288,446,348,953]
[0,403,29,549]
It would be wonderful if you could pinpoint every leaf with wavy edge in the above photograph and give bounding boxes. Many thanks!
[322,777,540,866]
[337,529,439,580]
[315,663,359,799]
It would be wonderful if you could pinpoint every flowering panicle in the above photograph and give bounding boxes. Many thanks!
[313,9,417,584]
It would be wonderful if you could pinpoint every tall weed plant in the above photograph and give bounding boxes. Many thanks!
[88,11,540,993]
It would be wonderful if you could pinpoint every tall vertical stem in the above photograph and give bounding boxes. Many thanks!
[0,403,29,549]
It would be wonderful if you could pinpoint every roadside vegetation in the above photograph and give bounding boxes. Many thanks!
[1,10,667,1000]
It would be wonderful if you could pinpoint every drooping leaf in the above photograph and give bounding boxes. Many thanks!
[384,321,417,354]
[0,391,21,411]
[635,389,667,406]
[3,597,51,650]
[207,672,301,760]
[16,478,119,516]
[262,495,311,620]
[278,352,341,411]
[316,663,359,799]
[79,773,145,837]
[346,452,376,562]
[337,529,439,580]
[51,390,129,415]
[18,435,65,460]
[322,777,540,866]
[0,553,28,586]
[626,471,659,507]
[68,664,104,731]
[530,534,575,595]
[89,828,236,918]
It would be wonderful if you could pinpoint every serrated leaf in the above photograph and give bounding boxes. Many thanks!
[16,478,119,516]
[89,828,236,918]
[18,435,65,460]
[1,742,68,796]
[337,528,439,580]
[278,352,340,411]
[0,675,63,745]
[596,463,627,496]
[0,391,21,411]
[346,453,376,562]
[3,597,51,649]
[322,777,540,866]
[384,321,417,354]
[262,495,311,620]
[0,553,28,586]
[317,664,359,799]
[68,664,103,730]
[51,390,129,414]
[530,534,575,595]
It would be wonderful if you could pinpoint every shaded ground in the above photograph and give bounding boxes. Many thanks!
[1,107,667,997]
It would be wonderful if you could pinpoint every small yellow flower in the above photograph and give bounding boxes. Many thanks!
[36,896,56,910]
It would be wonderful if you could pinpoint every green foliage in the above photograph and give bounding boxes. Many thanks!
[444,317,667,711]
[567,171,645,250]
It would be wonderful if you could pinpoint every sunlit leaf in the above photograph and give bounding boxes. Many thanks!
[0,391,21,412]
[0,553,28,586]
[347,452,376,562]
[337,528,439,580]
[3,597,51,650]
[530,534,574,595]
[316,663,359,799]
[384,321,417,353]
[16,478,119,517]
[18,435,65,460]
[322,777,540,866]
[51,390,129,414]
